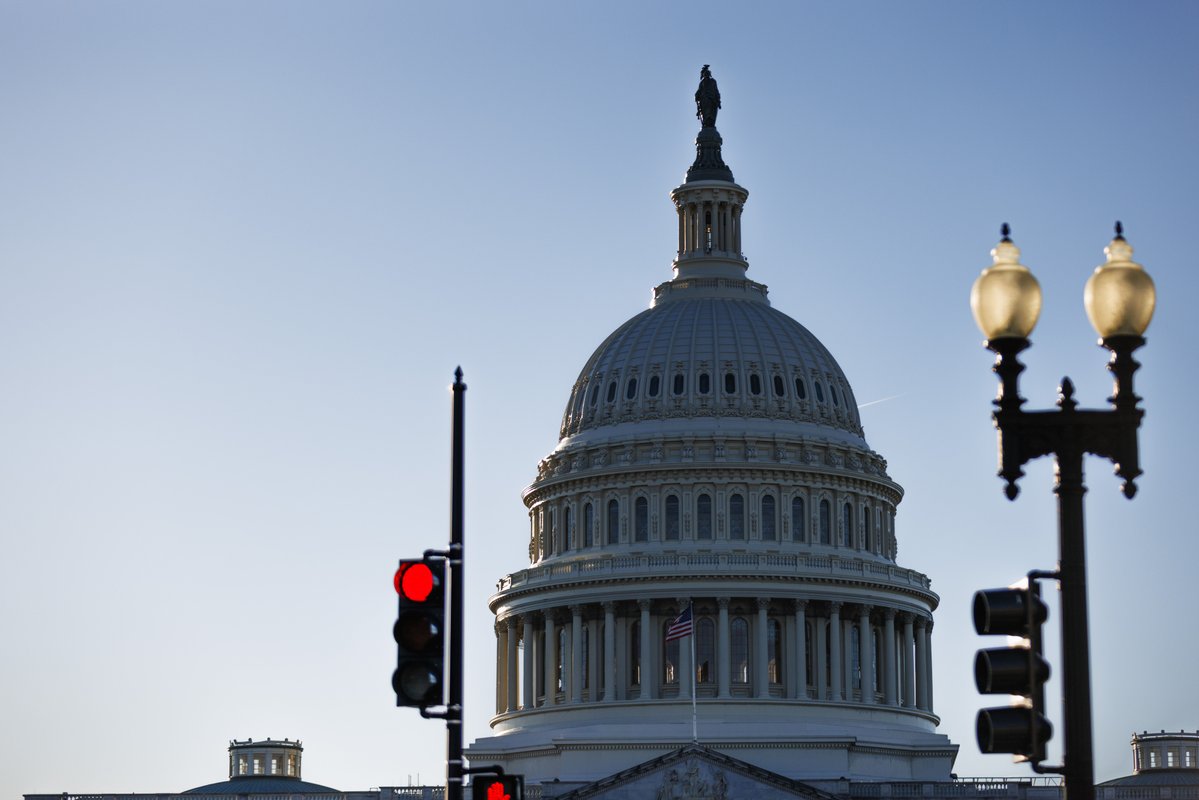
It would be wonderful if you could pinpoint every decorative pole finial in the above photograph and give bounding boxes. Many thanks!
[1114,220,1125,240]
[1001,223,1011,242]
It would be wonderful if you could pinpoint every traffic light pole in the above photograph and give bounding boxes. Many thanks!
[447,367,466,800]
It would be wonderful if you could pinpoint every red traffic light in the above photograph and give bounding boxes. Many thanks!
[472,776,522,800]
[395,561,437,602]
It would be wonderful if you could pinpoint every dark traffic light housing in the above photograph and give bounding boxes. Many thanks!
[973,576,1052,764]
[472,775,523,800]
[393,557,445,707]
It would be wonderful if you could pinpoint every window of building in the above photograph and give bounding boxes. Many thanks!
[673,374,685,395]
[814,381,825,403]
[583,502,594,547]
[696,617,715,684]
[588,384,599,407]
[831,385,839,406]
[724,372,737,394]
[750,374,762,395]
[606,381,617,403]
[563,506,573,551]
[768,619,783,684]
[607,499,619,544]
[558,629,567,692]
[696,493,713,540]
[663,620,679,683]
[761,495,776,540]
[819,499,831,544]
[253,756,263,776]
[729,494,745,539]
[862,505,871,551]
[549,508,557,555]
[791,496,806,542]
[841,502,853,546]
[648,374,660,397]
[731,617,750,683]
[1168,751,1176,767]
[238,757,248,776]
[635,497,648,542]
[795,377,807,399]
[698,373,711,394]
[626,378,637,400]
[664,495,680,540]
[630,620,641,686]
[773,374,785,397]
[581,627,590,690]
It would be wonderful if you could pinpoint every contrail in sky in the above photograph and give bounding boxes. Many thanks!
[857,393,906,410]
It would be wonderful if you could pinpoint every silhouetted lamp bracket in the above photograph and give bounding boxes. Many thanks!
[970,222,1156,500]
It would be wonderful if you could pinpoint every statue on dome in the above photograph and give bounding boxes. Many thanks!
[695,65,721,128]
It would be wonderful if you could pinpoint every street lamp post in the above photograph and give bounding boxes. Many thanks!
[970,223,1156,800]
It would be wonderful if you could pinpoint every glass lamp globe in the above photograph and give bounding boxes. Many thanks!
[1083,226,1156,338]
[970,229,1042,340]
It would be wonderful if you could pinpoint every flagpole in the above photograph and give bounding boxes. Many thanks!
[690,603,698,744]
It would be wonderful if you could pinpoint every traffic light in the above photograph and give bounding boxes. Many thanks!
[973,578,1052,763]
[472,775,523,800]
[393,558,445,707]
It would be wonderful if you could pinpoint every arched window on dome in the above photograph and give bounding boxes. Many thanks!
[795,376,808,400]
[814,381,825,403]
[819,499,831,545]
[729,494,745,540]
[626,377,637,400]
[862,504,871,552]
[607,499,620,544]
[583,502,594,547]
[563,506,573,552]
[549,507,557,555]
[696,493,713,540]
[724,372,737,394]
[731,617,750,685]
[773,374,785,397]
[841,502,853,547]
[698,372,711,395]
[750,374,762,395]
[696,617,715,685]
[831,385,840,406]
[662,620,679,685]
[761,495,776,540]
[768,619,783,685]
[791,496,806,542]
[588,384,599,407]
[606,381,617,403]
[557,628,567,693]
[664,495,680,541]
[635,497,649,542]
[673,373,685,396]
[648,374,660,397]
[629,620,641,688]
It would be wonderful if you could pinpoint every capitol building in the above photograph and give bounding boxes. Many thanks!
[462,67,956,795]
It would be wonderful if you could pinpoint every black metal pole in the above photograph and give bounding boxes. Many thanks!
[1055,446,1094,800]
[447,367,466,800]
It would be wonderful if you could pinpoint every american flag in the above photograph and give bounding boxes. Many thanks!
[665,605,693,641]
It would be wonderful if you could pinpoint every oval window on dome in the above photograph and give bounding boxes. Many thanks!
[773,375,785,397]
[698,373,710,395]
[648,375,660,397]
[830,385,839,406]
[750,374,762,396]
[673,374,685,396]
[626,378,637,400]
[589,384,599,407]
[724,373,736,394]
[606,381,617,403]
[814,382,825,403]
[794,377,807,400]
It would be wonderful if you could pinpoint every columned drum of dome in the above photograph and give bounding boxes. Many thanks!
[465,70,957,789]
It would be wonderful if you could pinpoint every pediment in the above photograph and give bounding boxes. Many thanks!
[552,745,840,800]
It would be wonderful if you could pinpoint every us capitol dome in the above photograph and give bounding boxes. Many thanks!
[465,67,958,792]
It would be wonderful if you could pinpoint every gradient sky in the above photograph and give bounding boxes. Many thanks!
[3,2,1198,797]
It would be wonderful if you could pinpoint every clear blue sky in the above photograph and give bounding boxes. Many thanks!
[2,2,1197,796]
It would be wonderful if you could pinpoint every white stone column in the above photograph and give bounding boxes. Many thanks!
[639,599,655,700]
[521,614,535,710]
[588,618,600,701]
[678,599,693,698]
[496,621,507,714]
[842,618,854,697]
[793,600,808,699]
[815,612,828,701]
[902,613,916,708]
[506,616,519,713]
[858,606,874,704]
[924,619,935,713]
[603,602,616,702]
[883,608,897,706]
[755,598,770,698]
[570,605,583,704]
[915,616,929,711]
[717,597,731,699]
[543,611,557,707]
[829,603,843,701]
